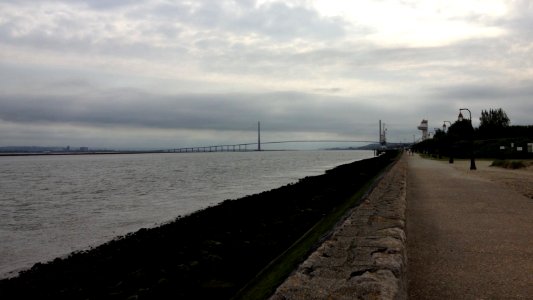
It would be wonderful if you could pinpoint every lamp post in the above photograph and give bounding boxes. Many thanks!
[443,121,453,163]
[442,121,452,132]
[459,108,476,170]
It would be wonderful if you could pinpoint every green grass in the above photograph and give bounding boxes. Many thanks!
[490,159,530,169]
[231,168,388,300]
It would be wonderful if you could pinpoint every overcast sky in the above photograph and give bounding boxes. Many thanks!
[1,0,532,149]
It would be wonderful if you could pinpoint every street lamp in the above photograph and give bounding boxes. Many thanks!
[443,121,453,163]
[459,108,476,170]
[442,121,452,132]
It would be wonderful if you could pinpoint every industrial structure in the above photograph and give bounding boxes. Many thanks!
[417,119,429,141]
[379,120,387,146]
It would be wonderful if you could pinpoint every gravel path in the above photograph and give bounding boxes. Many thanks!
[450,159,533,200]
[406,154,533,299]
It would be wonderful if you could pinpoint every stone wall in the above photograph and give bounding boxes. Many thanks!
[271,155,408,300]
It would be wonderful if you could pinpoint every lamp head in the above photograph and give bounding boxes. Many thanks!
[458,111,464,122]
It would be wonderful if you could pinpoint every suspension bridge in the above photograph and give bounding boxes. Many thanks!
[164,121,387,153]
[166,140,380,153]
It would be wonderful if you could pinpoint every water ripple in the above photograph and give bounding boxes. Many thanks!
[0,150,372,278]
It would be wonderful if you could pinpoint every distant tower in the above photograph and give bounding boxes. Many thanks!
[379,120,387,145]
[417,119,429,140]
[257,121,261,151]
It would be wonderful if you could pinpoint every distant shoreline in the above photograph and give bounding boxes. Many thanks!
[0,151,167,156]
[0,149,358,157]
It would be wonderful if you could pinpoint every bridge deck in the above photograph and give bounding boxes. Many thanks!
[168,140,380,153]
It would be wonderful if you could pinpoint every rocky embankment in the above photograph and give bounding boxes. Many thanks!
[0,152,398,300]
[272,154,407,299]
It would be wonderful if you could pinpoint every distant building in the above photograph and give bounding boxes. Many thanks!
[80,147,89,152]
[417,119,429,141]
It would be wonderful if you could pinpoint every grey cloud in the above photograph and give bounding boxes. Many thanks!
[455,1,533,47]
[1,0,532,148]
[0,0,143,6]
[0,89,384,136]
[239,2,347,40]
[313,88,343,93]
[28,0,149,9]
[429,82,533,101]
[79,0,145,9]
[422,82,533,126]
[0,0,348,64]
[0,20,187,63]
[493,0,533,37]
[194,39,501,80]
[147,0,347,41]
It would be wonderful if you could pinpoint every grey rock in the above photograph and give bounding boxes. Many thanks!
[271,156,408,300]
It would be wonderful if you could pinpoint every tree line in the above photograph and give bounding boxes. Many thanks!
[413,108,533,159]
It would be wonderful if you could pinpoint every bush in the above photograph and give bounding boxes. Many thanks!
[490,160,527,169]
[490,160,505,167]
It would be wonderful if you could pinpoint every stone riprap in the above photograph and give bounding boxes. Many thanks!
[271,155,407,300]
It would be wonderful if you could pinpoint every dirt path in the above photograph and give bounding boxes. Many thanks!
[406,154,533,299]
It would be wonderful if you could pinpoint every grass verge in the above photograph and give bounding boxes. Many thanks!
[490,159,532,169]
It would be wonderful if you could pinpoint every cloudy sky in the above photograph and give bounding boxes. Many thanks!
[0,0,532,149]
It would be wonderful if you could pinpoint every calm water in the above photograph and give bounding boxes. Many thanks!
[0,150,373,278]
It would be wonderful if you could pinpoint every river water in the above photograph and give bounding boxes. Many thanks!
[0,150,373,278]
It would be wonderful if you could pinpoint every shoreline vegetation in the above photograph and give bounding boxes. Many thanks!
[0,151,399,300]
[490,159,533,169]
